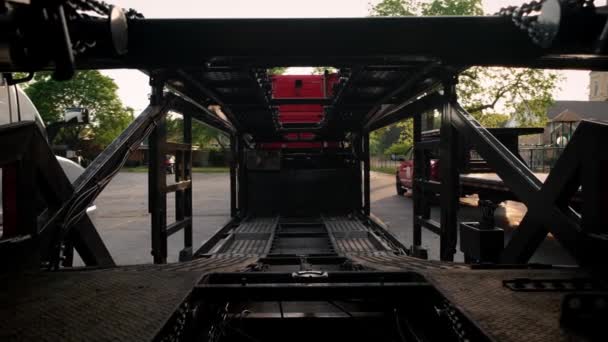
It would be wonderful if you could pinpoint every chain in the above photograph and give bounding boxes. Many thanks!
[61,0,143,56]
[65,0,143,19]
[435,301,470,342]
[158,301,191,342]
[495,0,595,46]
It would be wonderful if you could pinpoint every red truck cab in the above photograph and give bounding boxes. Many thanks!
[395,148,439,195]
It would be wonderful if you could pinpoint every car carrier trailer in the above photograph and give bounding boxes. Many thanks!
[0,0,608,341]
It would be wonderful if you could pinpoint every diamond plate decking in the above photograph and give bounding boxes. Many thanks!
[0,256,255,342]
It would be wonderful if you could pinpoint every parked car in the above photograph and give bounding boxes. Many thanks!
[395,148,439,196]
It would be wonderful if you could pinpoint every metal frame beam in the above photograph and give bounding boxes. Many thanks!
[236,135,249,216]
[362,132,371,216]
[148,76,169,264]
[230,134,238,217]
[118,15,605,70]
[174,70,242,132]
[363,64,439,127]
[449,101,608,275]
[500,121,608,269]
[169,96,236,135]
[367,92,443,131]
[438,78,460,261]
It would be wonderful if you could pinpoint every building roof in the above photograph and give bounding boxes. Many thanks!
[547,101,608,122]
[551,109,582,122]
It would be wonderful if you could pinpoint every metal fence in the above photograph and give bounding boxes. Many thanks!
[372,146,565,174]
[519,146,565,173]
[370,155,400,171]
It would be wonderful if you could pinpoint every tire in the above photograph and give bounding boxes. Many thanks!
[396,175,406,196]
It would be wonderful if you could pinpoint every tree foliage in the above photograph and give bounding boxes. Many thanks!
[458,67,560,125]
[370,0,482,16]
[311,67,338,75]
[24,70,133,148]
[166,116,229,151]
[370,124,402,154]
[369,0,561,154]
[268,67,288,75]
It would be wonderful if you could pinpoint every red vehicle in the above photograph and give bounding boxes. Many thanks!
[395,148,439,196]
[258,73,340,150]
[394,127,546,197]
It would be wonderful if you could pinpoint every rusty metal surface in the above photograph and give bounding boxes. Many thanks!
[0,256,255,342]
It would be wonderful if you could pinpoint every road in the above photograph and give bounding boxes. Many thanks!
[90,171,574,265]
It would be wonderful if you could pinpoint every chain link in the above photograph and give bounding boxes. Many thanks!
[158,301,191,342]
[66,0,144,19]
[495,0,595,46]
[435,301,470,342]
[61,0,143,56]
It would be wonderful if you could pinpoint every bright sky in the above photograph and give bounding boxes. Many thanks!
[101,0,590,113]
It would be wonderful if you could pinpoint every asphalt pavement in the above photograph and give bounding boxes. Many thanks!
[89,171,574,266]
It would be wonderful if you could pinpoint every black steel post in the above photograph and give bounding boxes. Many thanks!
[363,132,371,216]
[412,113,423,249]
[183,113,193,256]
[230,134,237,217]
[148,76,168,264]
[439,77,460,262]
[353,134,363,212]
[236,135,248,216]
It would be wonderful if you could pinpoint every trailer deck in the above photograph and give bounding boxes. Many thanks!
[1,0,607,341]
[0,256,591,342]
[201,215,401,258]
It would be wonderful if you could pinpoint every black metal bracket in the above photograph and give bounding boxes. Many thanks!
[503,278,605,292]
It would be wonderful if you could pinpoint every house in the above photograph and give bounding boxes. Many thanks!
[544,99,608,145]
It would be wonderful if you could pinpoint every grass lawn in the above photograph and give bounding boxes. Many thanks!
[371,166,396,175]
[123,166,229,173]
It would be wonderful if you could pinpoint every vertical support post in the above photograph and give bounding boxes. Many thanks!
[363,132,371,216]
[148,76,168,264]
[411,113,431,259]
[412,113,423,249]
[230,134,238,217]
[236,135,248,216]
[530,149,534,171]
[541,148,545,172]
[353,134,363,212]
[182,113,193,257]
[439,76,460,262]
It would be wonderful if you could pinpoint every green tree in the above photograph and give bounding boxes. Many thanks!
[369,0,419,16]
[370,124,402,154]
[166,116,229,151]
[24,70,133,148]
[476,113,509,128]
[311,67,338,75]
[370,0,561,129]
[268,67,288,75]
